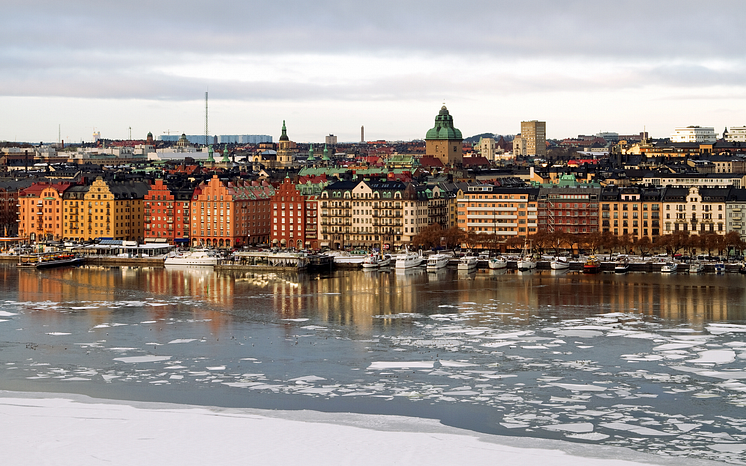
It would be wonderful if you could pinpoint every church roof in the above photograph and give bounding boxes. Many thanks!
[425,105,463,141]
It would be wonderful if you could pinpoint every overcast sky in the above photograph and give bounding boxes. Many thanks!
[2,0,745,143]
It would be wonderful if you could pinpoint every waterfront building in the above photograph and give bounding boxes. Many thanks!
[726,189,746,242]
[537,185,600,234]
[425,106,463,166]
[143,179,192,245]
[319,179,429,251]
[190,175,274,248]
[18,182,72,242]
[661,186,727,235]
[456,185,539,242]
[671,126,717,143]
[0,180,29,237]
[61,177,148,242]
[600,186,662,240]
[270,177,320,250]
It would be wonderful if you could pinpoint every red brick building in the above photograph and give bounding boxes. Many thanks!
[144,179,192,245]
[270,177,320,250]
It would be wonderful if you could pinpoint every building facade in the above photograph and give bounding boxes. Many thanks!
[456,185,539,240]
[600,186,662,240]
[537,186,600,234]
[671,126,717,143]
[144,179,192,245]
[520,121,547,157]
[190,175,274,248]
[18,182,71,242]
[271,177,319,250]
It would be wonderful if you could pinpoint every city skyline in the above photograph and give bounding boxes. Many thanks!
[2,1,745,143]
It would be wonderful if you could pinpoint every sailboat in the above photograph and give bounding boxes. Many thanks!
[516,240,536,271]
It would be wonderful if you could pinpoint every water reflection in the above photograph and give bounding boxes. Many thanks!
[10,265,746,330]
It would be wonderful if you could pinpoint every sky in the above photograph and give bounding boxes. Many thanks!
[1,0,745,144]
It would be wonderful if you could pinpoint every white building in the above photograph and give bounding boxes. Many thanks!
[670,126,717,143]
[725,126,746,143]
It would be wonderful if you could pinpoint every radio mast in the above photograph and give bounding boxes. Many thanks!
[205,92,209,147]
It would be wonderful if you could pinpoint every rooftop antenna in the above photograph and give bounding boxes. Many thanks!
[58,124,61,145]
[129,126,132,140]
[205,91,209,147]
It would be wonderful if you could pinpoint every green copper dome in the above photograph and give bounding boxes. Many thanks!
[425,105,463,140]
[307,144,315,161]
[279,120,289,141]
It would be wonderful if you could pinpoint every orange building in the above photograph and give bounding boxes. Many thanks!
[18,182,72,242]
[190,175,274,248]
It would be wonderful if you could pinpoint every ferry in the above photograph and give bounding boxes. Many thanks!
[164,249,218,267]
[17,252,84,269]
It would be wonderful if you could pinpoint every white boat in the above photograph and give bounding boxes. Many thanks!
[714,262,725,274]
[550,257,570,270]
[457,256,478,271]
[164,249,218,267]
[426,253,451,271]
[660,261,678,273]
[488,256,508,269]
[362,253,380,268]
[689,262,705,274]
[330,251,368,266]
[614,258,630,273]
[395,247,423,269]
[362,253,391,268]
[516,240,536,271]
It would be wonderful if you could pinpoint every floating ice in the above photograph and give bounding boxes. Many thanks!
[708,324,746,335]
[368,361,434,370]
[599,422,675,436]
[46,332,71,336]
[542,423,595,433]
[282,318,310,322]
[113,356,172,363]
[0,311,17,317]
[168,339,198,344]
[688,349,736,365]
[549,383,607,392]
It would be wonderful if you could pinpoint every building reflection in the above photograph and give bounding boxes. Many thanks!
[12,265,745,334]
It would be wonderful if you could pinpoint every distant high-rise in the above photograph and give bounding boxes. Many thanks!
[325,134,338,145]
[361,126,365,143]
[519,121,546,157]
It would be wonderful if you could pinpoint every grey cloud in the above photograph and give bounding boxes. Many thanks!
[2,0,746,59]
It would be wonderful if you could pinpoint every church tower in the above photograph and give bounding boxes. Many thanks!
[425,105,463,166]
[277,120,295,167]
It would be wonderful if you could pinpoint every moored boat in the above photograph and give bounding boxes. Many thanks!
[457,255,478,271]
[690,262,705,274]
[550,257,570,270]
[426,253,451,271]
[614,258,630,273]
[164,249,218,267]
[583,256,601,274]
[660,261,678,273]
[516,240,536,271]
[488,256,508,270]
[17,252,84,269]
[395,247,423,269]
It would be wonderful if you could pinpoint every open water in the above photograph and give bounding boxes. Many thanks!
[1,264,746,463]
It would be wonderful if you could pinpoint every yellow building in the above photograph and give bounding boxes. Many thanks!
[63,177,149,242]
[425,106,463,166]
